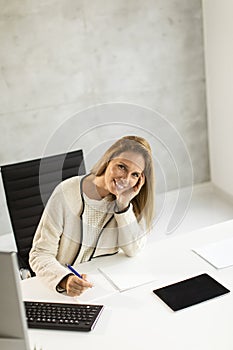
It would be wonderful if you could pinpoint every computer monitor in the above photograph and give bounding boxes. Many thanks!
[0,251,31,350]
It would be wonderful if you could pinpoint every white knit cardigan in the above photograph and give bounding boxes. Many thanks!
[29,175,147,291]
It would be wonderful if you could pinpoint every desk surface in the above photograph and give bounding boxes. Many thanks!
[21,220,233,350]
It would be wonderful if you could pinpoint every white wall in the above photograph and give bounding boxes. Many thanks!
[202,0,233,197]
[0,0,208,236]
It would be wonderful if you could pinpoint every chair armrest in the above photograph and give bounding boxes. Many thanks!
[19,268,31,279]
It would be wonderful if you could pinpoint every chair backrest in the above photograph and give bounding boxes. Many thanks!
[1,149,86,274]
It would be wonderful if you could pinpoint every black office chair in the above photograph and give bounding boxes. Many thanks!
[1,149,86,278]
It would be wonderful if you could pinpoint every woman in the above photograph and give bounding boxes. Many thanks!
[29,135,155,296]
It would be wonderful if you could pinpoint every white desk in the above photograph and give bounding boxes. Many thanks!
[21,220,233,350]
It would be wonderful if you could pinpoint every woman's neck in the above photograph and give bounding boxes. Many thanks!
[83,174,110,200]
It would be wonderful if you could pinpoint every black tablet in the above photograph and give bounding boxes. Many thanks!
[153,273,230,311]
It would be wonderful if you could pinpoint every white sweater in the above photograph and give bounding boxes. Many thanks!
[29,176,147,291]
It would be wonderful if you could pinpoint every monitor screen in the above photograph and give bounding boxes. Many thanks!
[0,251,30,350]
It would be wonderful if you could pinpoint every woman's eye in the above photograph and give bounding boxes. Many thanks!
[132,173,139,178]
[118,164,125,170]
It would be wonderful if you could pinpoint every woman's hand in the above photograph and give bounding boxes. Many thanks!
[60,274,93,297]
[115,173,145,211]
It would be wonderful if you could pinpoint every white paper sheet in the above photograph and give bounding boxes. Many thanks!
[74,270,118,303]
[192,236,233,269]
[98,260,157,292]
[22,270,118,304]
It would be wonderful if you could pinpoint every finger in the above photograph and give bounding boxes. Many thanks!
[81,273,88,280]
[67,281,90,296]
[136,173,145,189]
[69,282,89,292]
[141,172,145,182]
[71,275,93,288]
[81,273,95,286]
[67,286,88,297]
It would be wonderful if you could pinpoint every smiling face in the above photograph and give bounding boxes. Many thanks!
[103,151,145,195]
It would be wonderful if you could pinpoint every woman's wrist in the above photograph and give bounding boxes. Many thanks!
[115,202,130,213]
[58,274,72,290]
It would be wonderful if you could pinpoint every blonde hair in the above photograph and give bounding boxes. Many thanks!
[91,136,155,231]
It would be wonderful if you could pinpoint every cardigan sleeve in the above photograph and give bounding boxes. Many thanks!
[29,183,73,291]
[114,204,147,257]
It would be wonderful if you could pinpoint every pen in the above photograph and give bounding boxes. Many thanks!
[66,264,83,279]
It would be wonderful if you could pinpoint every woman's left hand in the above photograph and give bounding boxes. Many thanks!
[115,173,145,212]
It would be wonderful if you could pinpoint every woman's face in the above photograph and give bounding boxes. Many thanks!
[104,151,145,195]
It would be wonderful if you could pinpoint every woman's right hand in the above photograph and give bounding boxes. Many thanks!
[61,274,93,297]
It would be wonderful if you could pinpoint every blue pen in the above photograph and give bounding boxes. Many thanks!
[66,264,83,279]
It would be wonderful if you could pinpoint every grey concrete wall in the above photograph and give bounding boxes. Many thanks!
[0,0,208,236]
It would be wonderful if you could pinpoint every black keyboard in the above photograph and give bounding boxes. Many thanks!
[24,301,104,332]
